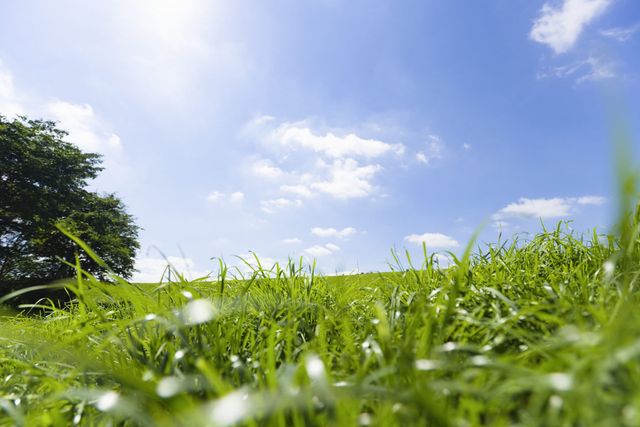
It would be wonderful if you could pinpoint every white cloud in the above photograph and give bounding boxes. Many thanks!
[600,23,640,42]
[133,256,211,283]
[311,159,382,199]
[304,245,333,257]
[0,62,25,119]
[416,136,444,165]
[576,195,607,205]
[576,55,617,83]
[325,243,340,251]
[495,196,607,219]
[280,185,314,198]
[530,0,612,53]
[207,191,244,204]
[311,227,357,239]
[496,197,573,219]
[273,123,405,159]
[404,233,460,248]
[463,143,471,149]
[252,115,276,125]
[251,159,283,179]
[206,191,225,202]
[260,198,302,213]
[543,55,617,83]
[229,192,244,202]
[283,238,301,244]
[48,102,123,154]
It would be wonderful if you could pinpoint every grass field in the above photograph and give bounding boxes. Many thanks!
[3,215,640,426]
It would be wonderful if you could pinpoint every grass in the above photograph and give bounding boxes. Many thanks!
[2,216,640,426]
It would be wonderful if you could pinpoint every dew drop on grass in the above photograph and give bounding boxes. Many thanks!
[413,360,442,371]
[358,413,372,426]
[548,373,572,391]
[210,391,249,426]
[306,356,326,380]
[96,391,118,411]
[471,355,490,366]
[549,395,563,409]
[184,299,218,325]
[157,377,181,398]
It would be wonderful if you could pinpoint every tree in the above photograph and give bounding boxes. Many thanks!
[0,115,140,295]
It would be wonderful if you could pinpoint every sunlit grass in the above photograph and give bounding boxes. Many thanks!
[2,216,640,426]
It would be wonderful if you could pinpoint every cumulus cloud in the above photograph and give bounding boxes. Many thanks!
[404,233,460,248]
[530,0,612,53]
[494,195,606,219]
[311,227,357,239]
[280,184,314,198]
[251,159,283,179]
[273,123,405,159]
[133,256,211,283]
[48,102,123,154]
[0,62,25,119]
[311,159,382,199]
[283,238,301,244]
[600,23,640,42]
[229,192,245,202]
[325,243,341,251]
[260,198,302,213]
[303,245,333,257]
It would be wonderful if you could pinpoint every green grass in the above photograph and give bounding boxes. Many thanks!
[3,217,640,426]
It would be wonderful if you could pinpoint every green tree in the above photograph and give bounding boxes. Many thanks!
[0,115,140,294]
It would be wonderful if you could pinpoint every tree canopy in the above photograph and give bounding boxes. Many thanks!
[0,115,140,294]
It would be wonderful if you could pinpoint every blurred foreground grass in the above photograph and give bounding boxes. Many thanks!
[3,218,640,426]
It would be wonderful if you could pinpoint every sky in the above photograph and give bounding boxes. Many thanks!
[1,0,639,281]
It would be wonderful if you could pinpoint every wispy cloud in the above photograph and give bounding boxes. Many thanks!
[283,238,301,244]
[311,227,357,239]
[403,233,460,248]
[494,195,606,219]
[530,0,612,53]
[325,243,341,251]
[540,55,617,83]
[576,55,617,83]
[260,198,302,213]
[416,135,445,165]
[600,23,640,42]
[207,191,244,204]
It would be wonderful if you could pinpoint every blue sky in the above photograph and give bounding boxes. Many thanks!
[1,0,639,280]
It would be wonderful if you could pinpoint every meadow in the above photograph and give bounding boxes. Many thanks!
[2,213,640,426]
